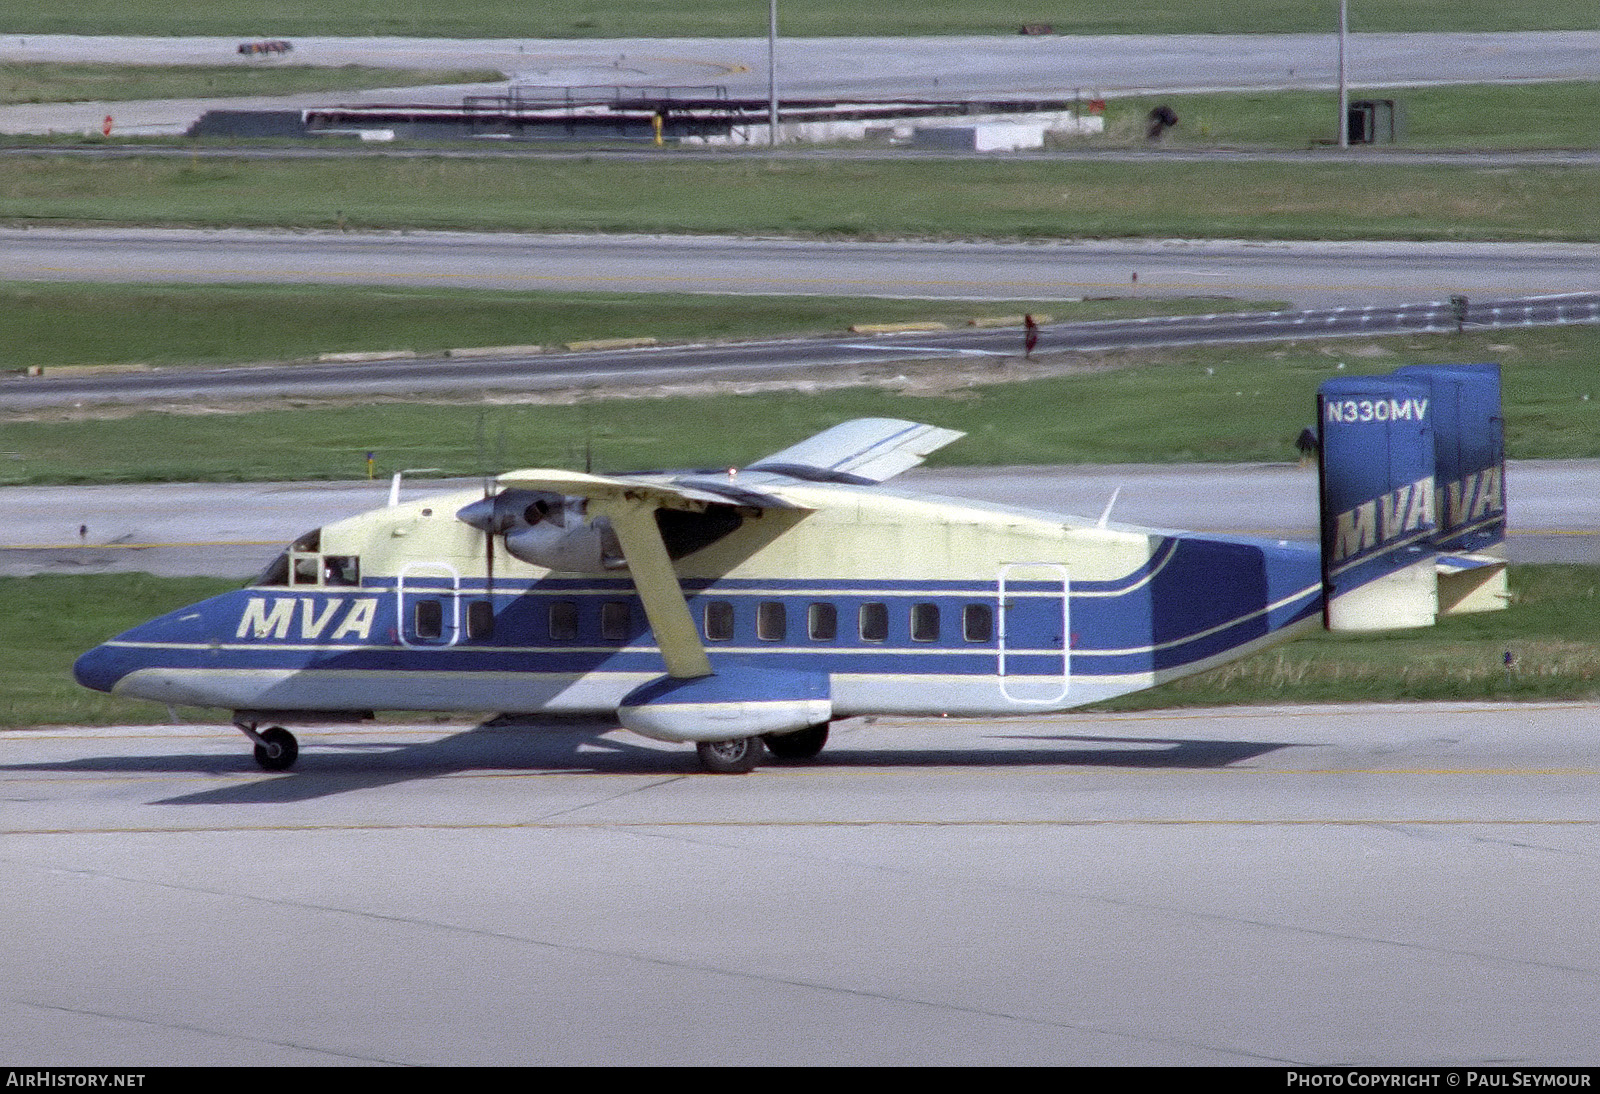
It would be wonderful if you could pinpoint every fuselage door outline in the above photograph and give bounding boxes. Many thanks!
[397,561,461,647]
[997,562,1070,704]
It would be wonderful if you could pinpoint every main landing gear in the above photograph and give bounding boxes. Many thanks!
[694,723,831,774]
[236,722,299,771]
[695,736,762,774]
[763,723,829,761]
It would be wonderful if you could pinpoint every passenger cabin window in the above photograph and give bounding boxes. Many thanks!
[807,602,837,641]
[757,601,786,641]
[911,603,940,642]
[548,601,579,641]
[466,600,494,640]
[705,601,734,642]
[601,601,631,642]
[964,604,994,642]
[859,602,889,642]
[415,599,444,640]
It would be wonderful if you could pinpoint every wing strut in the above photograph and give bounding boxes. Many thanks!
[590,496,713,680]
[492,468,794,681]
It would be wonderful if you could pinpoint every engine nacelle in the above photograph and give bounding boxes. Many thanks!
[503,518,624,573]
[458,488,624,573]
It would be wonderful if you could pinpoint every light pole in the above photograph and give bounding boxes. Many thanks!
[767,0,779,145]
[1338,0,1349,148]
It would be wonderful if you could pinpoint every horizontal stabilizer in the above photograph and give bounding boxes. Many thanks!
[1436,553,1510,616]
[749,418,965,484]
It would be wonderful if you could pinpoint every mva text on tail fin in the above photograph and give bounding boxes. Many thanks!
[1318,363,1508,631]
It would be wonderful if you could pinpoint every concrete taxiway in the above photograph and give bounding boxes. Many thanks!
[4,702,1598,1064]
[2,461,1594,579]
[5,229,1597,312]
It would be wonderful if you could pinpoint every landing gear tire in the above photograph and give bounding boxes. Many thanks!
[763,723,829,761]
[253,726,299,772]
[696,736,762,774]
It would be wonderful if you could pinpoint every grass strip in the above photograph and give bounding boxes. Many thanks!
[4,0,1593,38]
[1108,82,1600,151]
[0,281,1252,371]
[4,155,1597,242]
[9,565,1595,729]
[1098,566,1600,710]
[4,326,1597,484]
[0,63,504,105]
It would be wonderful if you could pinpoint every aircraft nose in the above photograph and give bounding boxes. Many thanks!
[73,642,131,694]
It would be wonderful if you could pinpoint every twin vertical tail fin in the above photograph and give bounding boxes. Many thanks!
[1317,363,1508,632]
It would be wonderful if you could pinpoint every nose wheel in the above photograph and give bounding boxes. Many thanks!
[246,725,299,771]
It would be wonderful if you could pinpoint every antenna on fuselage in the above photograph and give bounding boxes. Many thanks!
[390,468,443,507]
[1096,487,1122,529]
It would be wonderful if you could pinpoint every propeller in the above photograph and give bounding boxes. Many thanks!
[457,489,524,596]
[467,418,510,602]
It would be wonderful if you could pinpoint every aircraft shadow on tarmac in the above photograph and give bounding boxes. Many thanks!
[4,723,1300,807]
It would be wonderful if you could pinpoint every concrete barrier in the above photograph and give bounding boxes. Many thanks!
[30,363,151,377]
[563,337,659,352]
[848,322,950,334]
[316,350,418,363]
[446,345,545,358]
[966,314,1056,328]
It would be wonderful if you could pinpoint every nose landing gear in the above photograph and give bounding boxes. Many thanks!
[235,721,300,771]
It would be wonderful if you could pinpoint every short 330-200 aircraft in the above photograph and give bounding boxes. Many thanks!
[75,364,1509,773]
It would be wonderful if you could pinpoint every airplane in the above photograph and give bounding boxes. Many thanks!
[73,363,1510,774]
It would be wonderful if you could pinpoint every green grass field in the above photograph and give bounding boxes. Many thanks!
[0,574,237,728]
[5,0,1594,37]
[1110,82,1600,150]
[0,282,1260,371]
[1098,566,1600,710]
[10,565,1595,728]
[0,63,503,105]
[5,323,1597,484]
[5,154,1597,242]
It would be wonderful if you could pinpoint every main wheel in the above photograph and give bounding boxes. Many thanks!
[763,723,829,761]
[253,726,299,772]
[695,736,762,774]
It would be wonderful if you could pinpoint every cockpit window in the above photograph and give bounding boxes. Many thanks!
[291,554,320,585]
[252,551,291,587]
[324,556,360,586]
[249,529,359,588]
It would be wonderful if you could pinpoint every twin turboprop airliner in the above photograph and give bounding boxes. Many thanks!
[74,364,1509,773]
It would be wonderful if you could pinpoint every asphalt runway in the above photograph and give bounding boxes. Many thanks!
[5,701,1598,1065]
[3,461,1594,578]
[5,228,1598,311]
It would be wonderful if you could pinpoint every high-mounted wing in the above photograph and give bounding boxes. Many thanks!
[485,420,962,681]
[495,469,809,512]
[487,471,719,678]
[747,418,965,484]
